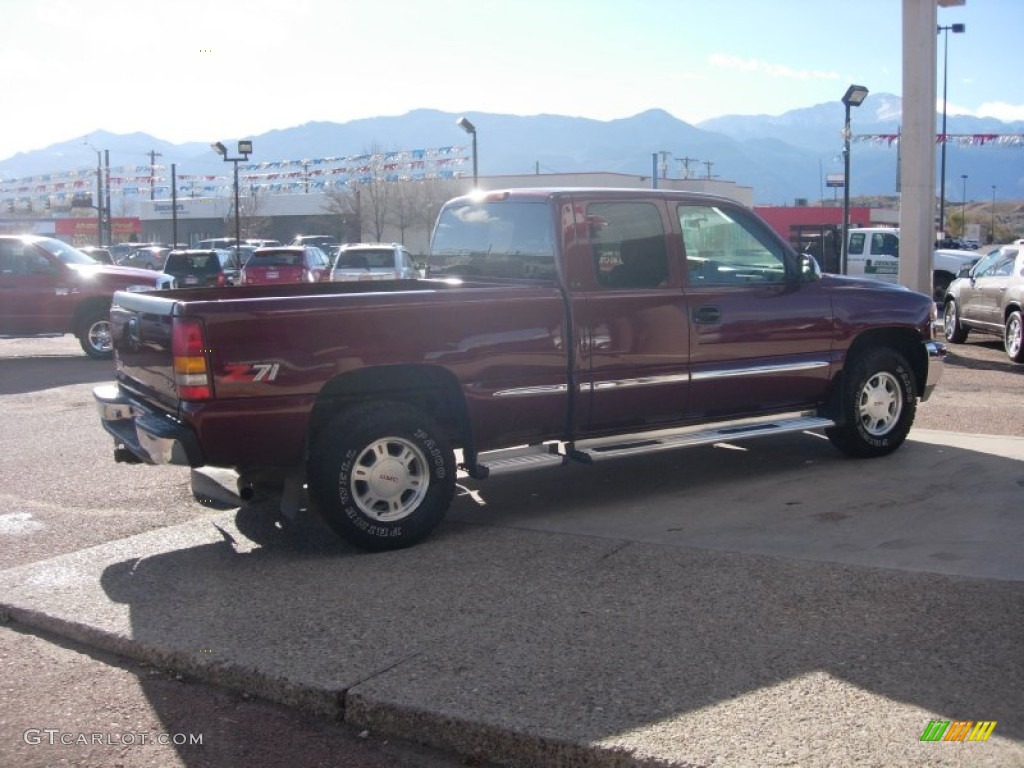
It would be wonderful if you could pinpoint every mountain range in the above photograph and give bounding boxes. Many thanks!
[2,94,1022,205]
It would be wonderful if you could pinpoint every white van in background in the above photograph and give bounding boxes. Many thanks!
[846,227,979,301]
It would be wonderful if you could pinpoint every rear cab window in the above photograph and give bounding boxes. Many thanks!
[588,202,668,289]
[430,200,557,280]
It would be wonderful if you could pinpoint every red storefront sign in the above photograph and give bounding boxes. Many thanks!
[55,217,141,245]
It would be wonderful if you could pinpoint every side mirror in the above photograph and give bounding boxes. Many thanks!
[957,265,972,279]
[800,253,822,281]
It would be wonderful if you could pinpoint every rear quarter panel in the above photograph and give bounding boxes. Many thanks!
[115,280,571,466]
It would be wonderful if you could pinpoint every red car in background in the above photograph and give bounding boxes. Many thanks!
[239,246,330,285]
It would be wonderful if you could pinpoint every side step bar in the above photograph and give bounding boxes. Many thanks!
[472,413,834,477]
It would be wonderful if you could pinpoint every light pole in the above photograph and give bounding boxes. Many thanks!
[212,140,253,250]
[840,84,869,275]
[456,117,478,186]
[938,22,965,239]
[83,139,105,246]
[960,174,968,237]
[991,185,997,243]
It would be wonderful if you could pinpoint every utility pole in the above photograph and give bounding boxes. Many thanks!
[677,156,699,179]
[149,150,163,200]
[658,150,672,179]
[703,160,715,179]
[104,150,112,245]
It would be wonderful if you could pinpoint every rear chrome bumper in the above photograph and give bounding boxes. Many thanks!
[921,340,946,402]
[94,384,202,466]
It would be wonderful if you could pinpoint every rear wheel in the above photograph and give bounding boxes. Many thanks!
[1005,310,1024,363]
[942,299,969,343]
[78,309,113,359]
[826,348,917,458]
[307,402,456,551]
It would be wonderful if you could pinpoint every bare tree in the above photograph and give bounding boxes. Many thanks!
[322,185,361,241]
[358,147,392,242]
[387,181,421,245]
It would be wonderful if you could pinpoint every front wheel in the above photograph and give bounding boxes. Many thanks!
[943,299,969,343]
[78,309,113,359]
[825,348,917,458]
[1005,310,1024,363]
[307,402,456,551]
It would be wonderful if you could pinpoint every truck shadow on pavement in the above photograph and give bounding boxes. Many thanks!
[0,355,114,395]
[83,431,1023,765]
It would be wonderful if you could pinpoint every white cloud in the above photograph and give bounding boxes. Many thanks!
[708,53,839,81]
[943,100,1024,122]
[974,102,1024,121]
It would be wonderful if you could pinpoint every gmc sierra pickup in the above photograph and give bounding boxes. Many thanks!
[95,188,945,550]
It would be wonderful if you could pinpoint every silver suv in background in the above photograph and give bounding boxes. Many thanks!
[329,243,419,282]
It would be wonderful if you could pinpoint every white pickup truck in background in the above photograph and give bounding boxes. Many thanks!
[846,227,979,301]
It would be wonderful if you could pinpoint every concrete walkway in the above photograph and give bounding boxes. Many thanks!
[1,428,1021,767]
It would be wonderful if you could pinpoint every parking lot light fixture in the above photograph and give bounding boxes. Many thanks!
[457,117,478,186]
[212,140,253,251]
[840,84,869,275]
[960,174,968,237]
[938,23,966,238]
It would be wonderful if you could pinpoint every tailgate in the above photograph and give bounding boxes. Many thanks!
[109,289,180,410]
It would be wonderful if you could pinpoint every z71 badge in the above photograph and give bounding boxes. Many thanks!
[223,362,281,382]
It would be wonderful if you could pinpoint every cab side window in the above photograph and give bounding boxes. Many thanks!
[0,243,52,275]
[590,202,668,289]
[848,233,865,255]
[0,242,20,273]
[680,204,787,284]
[873,232,899,257]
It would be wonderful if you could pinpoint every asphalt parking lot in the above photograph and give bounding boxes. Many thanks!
[0,334,1021,768]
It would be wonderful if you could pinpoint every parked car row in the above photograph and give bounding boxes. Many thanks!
[152,242,420,288]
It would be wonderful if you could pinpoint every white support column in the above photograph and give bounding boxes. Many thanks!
[899,0,939,298]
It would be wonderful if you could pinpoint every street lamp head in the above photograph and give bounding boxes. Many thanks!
[211,142,227,157]
[842,84,869,108]
[238,140,253,156]
[457,116,476,135]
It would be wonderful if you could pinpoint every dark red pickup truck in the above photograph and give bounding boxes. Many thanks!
[0,235,174,358]
[95,188,944,550]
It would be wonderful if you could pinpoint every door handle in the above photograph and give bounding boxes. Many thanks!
[692,305,722,324]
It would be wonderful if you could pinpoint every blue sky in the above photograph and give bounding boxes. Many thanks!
[1,0,1018,161]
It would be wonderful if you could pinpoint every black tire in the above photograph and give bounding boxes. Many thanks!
[307,401,456,551]
[1005,310,1024,363]
[825,348,917,458]
[942,298,969,343]
[78,309,113,359]
[932,272,953,303]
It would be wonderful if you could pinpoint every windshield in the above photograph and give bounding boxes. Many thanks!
[33,237,97,265]
[430,201,556,280]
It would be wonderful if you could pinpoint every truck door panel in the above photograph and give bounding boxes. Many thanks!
[679,203,835,419]
[0,242,66,333]
[568,198,691,433]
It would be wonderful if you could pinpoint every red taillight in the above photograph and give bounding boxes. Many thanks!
[172,317,212,400]
[216,272,226,286]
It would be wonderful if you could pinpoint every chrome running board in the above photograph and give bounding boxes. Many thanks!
[472,412,834,477]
